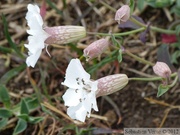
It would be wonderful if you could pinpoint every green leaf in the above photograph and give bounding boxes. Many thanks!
[129,0,135,15]
[18,115,43,125]
[171,5,180,16]
[0,46,12,54]
[26,97,39,111]
[0,108,13,118]
[0,63,26,85]
[0,118,8,130]
[157,84,170,97]
[137,0,145,11]
[46,0,63,15]
[145,0,174,8]
[17,114,29,121]
[87,50,118,74]
[0,85,11,108]
[171,50,180,64]
[68,43,83,56]
[2,14,23,58]
[13,118,27,135]
[175,25,180,36]
[111,35,120,48]
[28,116,44,124]
[117,49,123,63]
[20,99,29,115]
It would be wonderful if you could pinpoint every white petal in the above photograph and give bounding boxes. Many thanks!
[82,92,98,116]
[27,4,40,13]
[90,92,98,111]
[82,97,92,117]
[26,49,42,67]
[25,36,44,54]
[67,104,87,122]
[26,4,43,32]
[63,59,90,88]
[62,88,83,106]
[90,81,98,92]
[24,4,50,68]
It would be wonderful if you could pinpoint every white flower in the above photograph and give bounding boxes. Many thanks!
[62,59,98,122]
[24,4,50,68]
[24,4,86,68]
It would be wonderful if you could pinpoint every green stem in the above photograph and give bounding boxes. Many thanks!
[150,26,176,34]
[125,50,154,66]
[169,75,178,87]
[87,27,145,37]
[129,17,146,27]
[130,17,176,34]
[99,0,116,12]
[79,55,84,60]
[129,72,177,81]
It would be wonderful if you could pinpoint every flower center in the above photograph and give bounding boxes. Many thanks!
[75,77,92,102]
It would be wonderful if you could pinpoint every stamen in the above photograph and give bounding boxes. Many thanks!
[82,79,86,85]
[45,44,51,57]
[75,89,78,93]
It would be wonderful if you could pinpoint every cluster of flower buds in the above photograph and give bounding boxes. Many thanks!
[25,4,131,67]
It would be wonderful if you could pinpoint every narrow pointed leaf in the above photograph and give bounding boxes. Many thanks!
[13,118,27,135]
[117,49,123,63]
[0,108,13,118]
[28,116,44,124]
[0,118,8,130]
[2,14,23,58]
[0,85,11,108]
[18,114,29,121]
[46,0,63,15]
[87,50,118,74]
[26,97,39,111]
[157,84,170,97]
[20,99,29,115]
[137,0,145,11]
[0,63,26,85]
[0,46,12,53]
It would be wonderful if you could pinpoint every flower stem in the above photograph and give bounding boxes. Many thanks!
[129,17,146,27]
[129,17,176,34]
[125,50,154,66]
[79,55,84,60]
[99,0,116,12]
[129,72,177,81]
[150,26,176,34]
[169,74,178,88]
[87,27,145,37]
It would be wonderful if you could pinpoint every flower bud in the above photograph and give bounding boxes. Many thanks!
[153,62,171,78]
[115,5,130,24]
[96,74,128,97]
[83,38,109,61]
[44,26,86,44]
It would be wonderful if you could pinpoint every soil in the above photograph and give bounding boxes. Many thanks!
[0,0,179,135]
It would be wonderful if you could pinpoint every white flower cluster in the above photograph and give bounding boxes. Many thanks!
[24,4,128,122]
